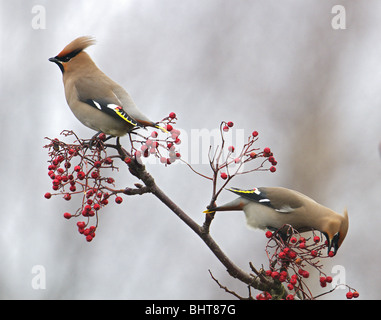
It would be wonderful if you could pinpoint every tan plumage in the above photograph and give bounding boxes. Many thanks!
[49,36,165,136]
[204,187,349,255]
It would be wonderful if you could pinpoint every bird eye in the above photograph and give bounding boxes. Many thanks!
[61,56,71,62]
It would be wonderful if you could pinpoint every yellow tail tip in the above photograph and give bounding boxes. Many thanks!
[155,125,168,134]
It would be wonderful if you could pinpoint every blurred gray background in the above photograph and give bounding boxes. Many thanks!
[1,0,380,299]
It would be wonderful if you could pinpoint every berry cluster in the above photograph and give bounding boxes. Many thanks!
[256,226,359,300]
[202,121,278,232]
[208,121,277,184]
[44,113,180,242]
[44,132,123,242]
[131,112,181,165]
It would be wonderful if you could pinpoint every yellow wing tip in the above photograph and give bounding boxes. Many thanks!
[203,209,216,214]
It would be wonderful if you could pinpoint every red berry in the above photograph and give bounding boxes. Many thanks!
[77,171,85,180]
[86,235,93,242]
[263,147,271,154]
[74,165,81,172]
[223,125,229,132]
[228,145,235,153]
[94,161,102,168]
[290,237,297,243]
[44,192,52,199]
[93,203,101,211]
[286,294,294,300]
[302,271,309,278]
[265,231,273,238]
[115,196,123,204]
[311,250,318,257]
[227,121,234,127]
[220,172,228,180]
[313,236,320,243]
[63,193,71,201]
[249,152,257,158]
[346,291,353,299]
[77,221,86,229]
[91,171,99,179]
[270,166,276,173]
[328,251,335,257]
[151,131,158,138]
[169,112,176,119]
[326,276,333,283]
[278,252,286,259]
[171,129,180,138]
[256,293,265,300]
[299,242,306,249]
[271,271,279,279]
[63,212,71,219]
[287,284,294,290]
[252,131,258,137]
[166,124,173,132]
[263,292,272,300]
[98,133,106,141]
[353,291,359,298]
[141,144,148,152]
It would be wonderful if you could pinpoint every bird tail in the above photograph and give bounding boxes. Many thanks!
[154,124,168,134]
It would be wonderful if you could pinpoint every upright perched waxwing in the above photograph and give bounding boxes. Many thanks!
[49,36,166,136]
[204,187,349,256]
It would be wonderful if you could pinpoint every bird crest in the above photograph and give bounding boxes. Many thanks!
[56,36,96,59]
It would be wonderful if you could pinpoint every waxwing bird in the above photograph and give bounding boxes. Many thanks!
[49,36,166,136]
[204,187,349,256]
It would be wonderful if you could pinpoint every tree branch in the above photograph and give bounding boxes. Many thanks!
[115,144,287,298]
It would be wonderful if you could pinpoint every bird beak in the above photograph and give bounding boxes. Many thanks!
[327,233,340,256]
[49,56,65,73]
[49,57,59,63]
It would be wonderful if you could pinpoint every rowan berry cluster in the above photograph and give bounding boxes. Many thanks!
[195,121,277,192]
[131,112,181,165]
[217,121,277,179]
[255,225,359,300]
[44,113,180,242]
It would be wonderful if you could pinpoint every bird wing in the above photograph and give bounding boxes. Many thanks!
[228,187,302,213]
[74,76,141,128]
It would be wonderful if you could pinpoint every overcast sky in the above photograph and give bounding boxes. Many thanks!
[1,0,380,299]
